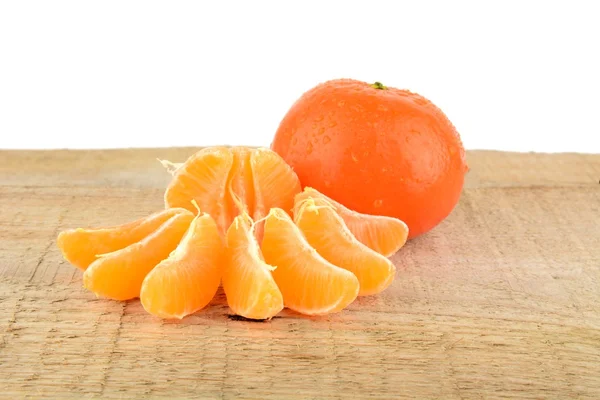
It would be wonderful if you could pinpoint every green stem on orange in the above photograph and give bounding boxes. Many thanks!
[371,81,387,90]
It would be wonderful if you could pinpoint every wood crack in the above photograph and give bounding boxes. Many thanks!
[220,322,230,400]
[99,301,126,396]
[0,294,25,353]
[442,333,465,400]
[29,202,69,283]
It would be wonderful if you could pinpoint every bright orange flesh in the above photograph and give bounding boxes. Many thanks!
[250,148,302,222]
[164,147,233,233]
[261,208,359,315]
[164,146,301,235]
[222,213,283,320]
[140,212,225,319]
[295,187,408,257]
[293,198,396,296]
[57,208,189,270]
[83,211,194,301]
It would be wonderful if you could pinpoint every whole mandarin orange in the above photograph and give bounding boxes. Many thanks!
[271,79,468,239]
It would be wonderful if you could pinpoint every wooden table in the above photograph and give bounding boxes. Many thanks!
[1,148,599,399]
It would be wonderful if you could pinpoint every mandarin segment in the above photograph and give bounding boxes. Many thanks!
[294,198,396,296]
[83,211,194,301]
[57,208,189,271]
[261,208,359,315]
[140,211,225,319]
[228,147,256,224]
[251,147,302,221]
[163,146,301,235]
[222,213,283,320]
[164,147,234,233]
[295,187,408,257]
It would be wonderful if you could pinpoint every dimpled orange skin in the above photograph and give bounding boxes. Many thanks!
[271,79,468,238]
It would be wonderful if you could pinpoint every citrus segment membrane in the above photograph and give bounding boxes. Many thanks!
[261,208,359,315]
[222,212,283,320]
[163,146,302,235]
[294,198,396,296]
[57,208,190,270]
[140,207,225,319]
[295,187,408,257]
[83,211,194,301]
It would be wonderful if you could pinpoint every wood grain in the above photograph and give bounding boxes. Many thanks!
[1,149,599,399]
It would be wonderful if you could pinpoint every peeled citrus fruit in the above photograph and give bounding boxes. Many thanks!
[164,146,302,234]
[293,197,396,296]
[222,213,283,320]
[294,187,408,257]
[261,208,359,315]
[140,208,225,319]
[58,143,406,320]
[57,208,189,270]
[83,211,194,301]
[271,78,467,238]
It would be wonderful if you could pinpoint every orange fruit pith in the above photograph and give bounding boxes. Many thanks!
[271,79,468,238]
[57,208,189,271]
[294,187,408,257]
[140,211,225,319]
[260,208,359,316]
[164,146,302,235]
[222,213,283,320]
[293,197,396,296]
[83,211,194,301]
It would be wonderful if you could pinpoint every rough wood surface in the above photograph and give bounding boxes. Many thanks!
[0,148,599,399]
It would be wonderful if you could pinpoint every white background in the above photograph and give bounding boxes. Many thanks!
[1,1,599,152]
